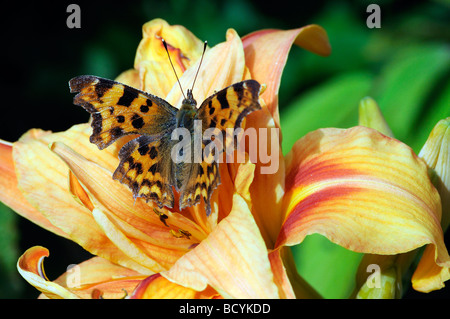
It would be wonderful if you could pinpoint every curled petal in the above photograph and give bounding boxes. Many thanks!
[243,25,331,128]
[131,273,219,299]
[278,127,450,270]
[162,194,280,298]
[17,246,80,299]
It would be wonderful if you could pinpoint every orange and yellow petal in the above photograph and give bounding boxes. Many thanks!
[162,194,280,298]
[131,273,219,299]
[13,126,133,269]
[241,25,331,247]
[278,127,449,270]
[0,140,67,237]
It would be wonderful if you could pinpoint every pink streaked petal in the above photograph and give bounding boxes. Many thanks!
[278,127,450,270]
[243,25,331,129]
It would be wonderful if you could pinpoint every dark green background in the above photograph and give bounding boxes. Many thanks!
[0,0,448,298]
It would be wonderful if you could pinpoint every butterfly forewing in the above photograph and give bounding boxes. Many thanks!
[69,75,177,149]
[198,80,262,152]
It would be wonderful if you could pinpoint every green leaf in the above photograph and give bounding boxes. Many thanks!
[0,202,23,298]
[280,72,373,154]
[374,44,450,147]
[413,79,450,151]
[291,234,363,299]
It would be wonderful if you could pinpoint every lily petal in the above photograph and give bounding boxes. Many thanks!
[162,194,280,298]
[131,273,219,299]
[13,126,106,243]
[17,246,80,299]
[278,127,450,270]
[242,25,331,129]
[0,140,67,237]
[13,124,163,274]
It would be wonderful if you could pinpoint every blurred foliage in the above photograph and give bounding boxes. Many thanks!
[0,0,448,298]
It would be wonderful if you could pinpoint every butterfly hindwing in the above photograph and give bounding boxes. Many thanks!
[179,160,220,215]
[112,134,176,208]
[69,75,178,149]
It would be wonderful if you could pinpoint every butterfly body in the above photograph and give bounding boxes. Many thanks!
[69,75,262,215]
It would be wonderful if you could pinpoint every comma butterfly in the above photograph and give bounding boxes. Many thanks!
[69,39,262,215]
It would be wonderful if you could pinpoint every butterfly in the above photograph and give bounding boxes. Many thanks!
[69,41,262,216]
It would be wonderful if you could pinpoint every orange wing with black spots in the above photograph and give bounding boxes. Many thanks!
[197,80,262,153]
[69,75,178,207]
[178,80,262,215]
[69,75,178,149]
[112,134,176,209]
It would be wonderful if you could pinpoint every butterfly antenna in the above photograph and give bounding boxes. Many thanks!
[191,41,208,93]
[162,38,186,100]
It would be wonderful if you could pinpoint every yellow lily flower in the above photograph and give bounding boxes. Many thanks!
[0,18,448,299]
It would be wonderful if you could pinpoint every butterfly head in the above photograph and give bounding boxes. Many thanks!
[181,89,197,110]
